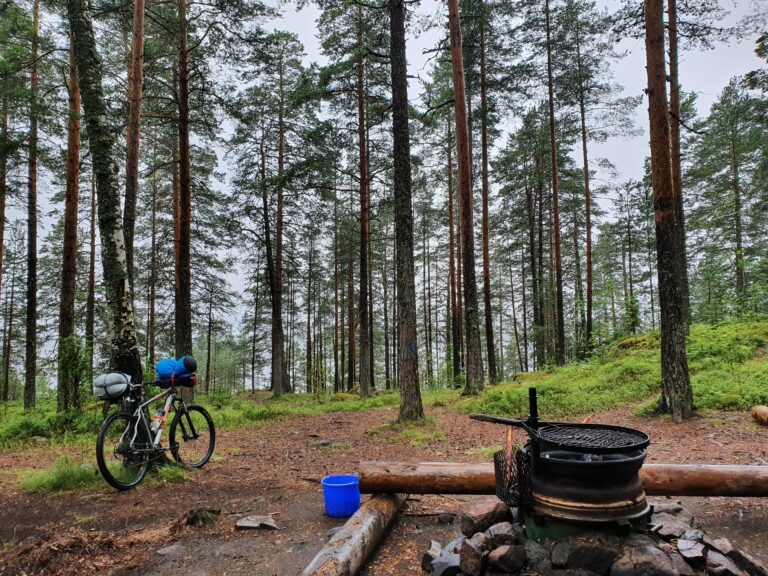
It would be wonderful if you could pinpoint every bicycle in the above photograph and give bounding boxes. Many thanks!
[94,373,215,491]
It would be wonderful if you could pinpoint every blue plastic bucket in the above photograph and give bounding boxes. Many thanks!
[321,474,360,518]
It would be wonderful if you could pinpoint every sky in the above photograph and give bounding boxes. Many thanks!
[268,0,766,185]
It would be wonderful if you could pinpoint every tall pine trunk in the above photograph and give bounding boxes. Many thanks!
[347,220,355,392]
[58,40,81,412]
[275,54,290,394]
[334,193,340,392]
[68,0,143,382]
[123,0,145,289]
[731,134,746,306]
[259,143,289,397]
[175,0,193,360]
[448,0,484,395]
[85,179,96,382]
[447,122,460,381]
[357,6,371,398]
[382,233,391,389]
[545,0,565,366]
[667,0,690,327]
[575,15,594,354]
[205,291,213,393]
[25,0,40,410]
[0,97,7,310]
[644,0,692,422]
[148,164,157,369]
[479,5,497,385]
[389,0,423,421]
[306,242,313,393]
[2,268,15,402]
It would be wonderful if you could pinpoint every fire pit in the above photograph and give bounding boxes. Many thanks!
[471,388,652,540]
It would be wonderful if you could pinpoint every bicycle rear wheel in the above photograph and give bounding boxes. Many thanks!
[96,412,150,490]
[169,405,215,468]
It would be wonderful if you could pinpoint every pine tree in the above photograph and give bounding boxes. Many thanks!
[643,0,692,421]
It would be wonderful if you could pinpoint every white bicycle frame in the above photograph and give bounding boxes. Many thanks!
[128,385,177,450]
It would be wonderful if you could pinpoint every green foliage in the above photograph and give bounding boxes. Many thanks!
[0,402,104,448]
[464,321,768,417]
[20,457,103,493]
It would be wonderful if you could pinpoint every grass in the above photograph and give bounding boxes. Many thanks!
[466,445,503,458]
[20,457,104,493]
[72,514,97,525]
[462,320,768,419]
[146,463,187,486]
[367,417,446,447]
[19,456,188,493]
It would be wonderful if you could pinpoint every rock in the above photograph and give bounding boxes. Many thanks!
[422,540,443,572]
[459,534,488,576]
[727,549,768,576]
[711,539,734,556]
[668,552,696,576]
[460,498,509,536]
[567,541,619,576]
[431,552,461,576]
[438,513,455,525]
[705,551,742,576]
[488,544,527,574]
[156,544,185,558]
[235,515,280,530]
[651,512,691,540]
[612,553,636,576]
[652,503,695,525]
[624,535,658,548]
[610,546,678,576]
[443,535,465,554]
[680,530,705,543]
[485,522,519,548]
[184,508,220,527]
[552,542,574,568]
[525,539,551,574]
[551,570,602,576]
[677,539,706,568]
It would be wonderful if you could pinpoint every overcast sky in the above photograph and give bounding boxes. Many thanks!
[268,0,765,184]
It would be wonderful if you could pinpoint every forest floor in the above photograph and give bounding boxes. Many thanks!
[0,403,767,576]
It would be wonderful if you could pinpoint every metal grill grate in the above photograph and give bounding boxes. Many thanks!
[538,425,646,450]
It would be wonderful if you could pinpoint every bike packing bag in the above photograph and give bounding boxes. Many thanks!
[155,373,195,389]
[93,372,131,400]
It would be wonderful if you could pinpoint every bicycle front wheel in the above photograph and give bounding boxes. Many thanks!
[96,412,150,490]
[169,405,215,468]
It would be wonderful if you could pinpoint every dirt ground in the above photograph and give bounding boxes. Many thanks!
[0,405,767,576]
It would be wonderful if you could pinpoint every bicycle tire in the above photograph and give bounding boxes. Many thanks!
[96,412,150,491]
[169,405,215,468]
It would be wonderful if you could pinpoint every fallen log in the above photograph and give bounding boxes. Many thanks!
[302,493,408,576]
[359,461,768,497]
[752,406,768,426]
